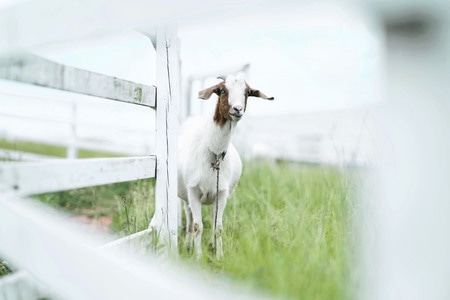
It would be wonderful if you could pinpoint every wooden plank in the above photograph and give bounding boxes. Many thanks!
[0,156,156,195]
[0,194,253,300]
[150,25,180,255]
[0,53,156,107]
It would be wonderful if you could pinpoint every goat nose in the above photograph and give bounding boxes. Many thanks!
[233,105,243,114]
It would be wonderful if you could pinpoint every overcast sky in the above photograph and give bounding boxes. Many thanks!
[179,2,383,116]
[24,1,383,117]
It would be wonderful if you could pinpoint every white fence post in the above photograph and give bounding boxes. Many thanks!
[150,24,179,255]
[363,3,450,300]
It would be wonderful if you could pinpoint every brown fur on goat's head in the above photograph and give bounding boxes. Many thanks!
[198,81,231,127]
[198,76,274,127]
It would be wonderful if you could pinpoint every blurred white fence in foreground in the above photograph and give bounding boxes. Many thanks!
[0,192,263,300]
[362,1,450,300]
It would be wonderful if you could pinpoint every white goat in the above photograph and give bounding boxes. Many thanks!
[177,75,274,259]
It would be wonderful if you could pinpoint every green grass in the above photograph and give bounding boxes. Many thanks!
[109,179,155,235]
[31,162,358,299]
[37,179,154,219]
[188,162,358,299]
[0,139,359,298]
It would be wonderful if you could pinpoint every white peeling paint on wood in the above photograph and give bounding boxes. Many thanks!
[0,53,156,107]
[0,156,156,195]
[150,25,180,255]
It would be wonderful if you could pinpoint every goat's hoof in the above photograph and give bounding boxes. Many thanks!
[195,253,203,261]
[207,243,223,260]
[216,250,224,261]
[185,239,193,253]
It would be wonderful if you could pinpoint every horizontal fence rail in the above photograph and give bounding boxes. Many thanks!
[0,156,156,195]
[0,53,156,107]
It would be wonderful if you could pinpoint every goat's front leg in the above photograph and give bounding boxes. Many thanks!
[183,201,194,252]
[188,187,203,260]
[211,190,228,260]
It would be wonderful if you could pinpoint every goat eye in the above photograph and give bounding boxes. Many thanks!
[220,89,226,95]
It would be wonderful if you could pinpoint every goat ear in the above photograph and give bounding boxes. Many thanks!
[198,84,220,100]
[249,88,274,100]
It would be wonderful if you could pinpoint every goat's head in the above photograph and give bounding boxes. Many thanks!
[198,75,274,127]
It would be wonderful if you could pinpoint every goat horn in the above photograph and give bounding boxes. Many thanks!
[217,75,226,81]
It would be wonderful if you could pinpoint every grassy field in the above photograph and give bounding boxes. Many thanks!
[0,140,359,298]
[200,162,359,299]
[35,162,357,299]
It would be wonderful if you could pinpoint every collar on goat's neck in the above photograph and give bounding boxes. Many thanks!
[206,119,236,159]
[211,150,226,171]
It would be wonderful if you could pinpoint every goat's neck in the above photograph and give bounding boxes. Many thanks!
[205,119,237,156]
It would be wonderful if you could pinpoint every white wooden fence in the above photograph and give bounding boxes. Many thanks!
[0,26,182,299]
[0,89,155,160]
